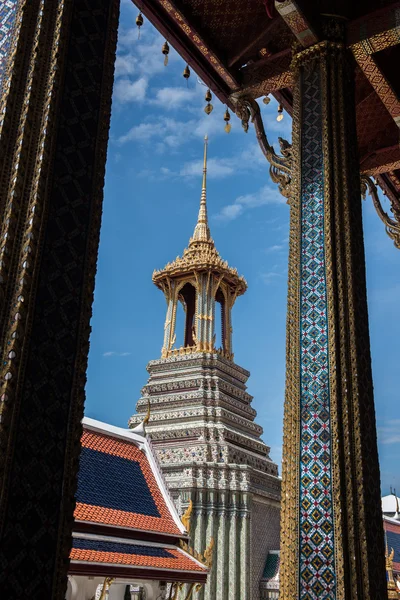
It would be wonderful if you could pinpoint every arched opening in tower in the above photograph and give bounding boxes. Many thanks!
[215,287,226,352]
[178,282,196,348]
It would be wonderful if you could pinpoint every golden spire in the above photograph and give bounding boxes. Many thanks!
[192,135,211,242]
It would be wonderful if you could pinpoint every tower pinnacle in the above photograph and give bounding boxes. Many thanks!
[192,135,211,242]
[152,138,247,359]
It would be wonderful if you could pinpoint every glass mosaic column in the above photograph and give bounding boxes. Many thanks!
[280,34,387,600]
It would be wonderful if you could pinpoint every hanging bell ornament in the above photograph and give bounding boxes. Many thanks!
[224,108,231,133]
[162,41,169,66]
[263,95,271,105]
[136,12,143,38]
[276,103,284,122]
[183,64,191,86]
[204,89,213,115]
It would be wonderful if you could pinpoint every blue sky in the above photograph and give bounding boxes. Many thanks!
[85,0,400,495]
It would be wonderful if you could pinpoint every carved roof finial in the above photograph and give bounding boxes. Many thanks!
[130,399,151,436]
[181,499,193,533]
[394,490,400,520]
[192,135,211,243]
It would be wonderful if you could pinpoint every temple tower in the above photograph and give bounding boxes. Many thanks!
[130,138,281,600]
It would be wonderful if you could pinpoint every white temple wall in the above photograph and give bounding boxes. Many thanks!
[66,576,160,600]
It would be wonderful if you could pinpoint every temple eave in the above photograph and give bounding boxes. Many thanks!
[153,265,247,295]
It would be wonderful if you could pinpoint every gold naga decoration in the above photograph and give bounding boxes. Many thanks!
[179,536,214,569]
[99,577,115,600]
[361,175,400,249]
[168,582,202,600]
[203,537,215,568]
[172,537,214,599]
[386,545,400,599]
[230,94,293,199]
[143,397,151,426]
[181,499,193,533]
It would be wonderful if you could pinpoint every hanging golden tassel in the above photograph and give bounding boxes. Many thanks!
[276,103,284,122]
[224,108,231,133]
[204,89,213,115]
[162,41,169,66]
[263,95,271,105]
[183,64,190,87]
[136,12,143,38]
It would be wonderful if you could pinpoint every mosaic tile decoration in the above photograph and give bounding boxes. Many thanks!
[299,66,336,599]
[0,1,19,88]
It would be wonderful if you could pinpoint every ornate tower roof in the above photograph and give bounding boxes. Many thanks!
[152,137,247,297]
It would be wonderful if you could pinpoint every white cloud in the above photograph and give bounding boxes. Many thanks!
[116,26,181,80]
[115,54,137,77]
[260,272,284,285]
[150,86,197,110]
[118,121,164,144]
[113,77,148,103]
[178,143,269,181]
[378,420,400,444]
[180,158,234,179]
[218,204,244,221]
[266,244,284,253]
[215,184,285,222]
[103,351,131,357]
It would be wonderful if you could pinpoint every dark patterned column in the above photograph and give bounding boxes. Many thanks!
[0,1,119,598]
[280,33,387,600]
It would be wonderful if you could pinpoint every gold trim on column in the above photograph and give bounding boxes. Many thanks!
[320,44,347,599]
[280,51,302,600]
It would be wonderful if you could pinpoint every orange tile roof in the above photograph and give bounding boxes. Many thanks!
[70,537,204,573]
[74,430,181,536]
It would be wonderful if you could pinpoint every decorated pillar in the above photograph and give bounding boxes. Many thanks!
[280,30,387,600]
[0,1,119,598]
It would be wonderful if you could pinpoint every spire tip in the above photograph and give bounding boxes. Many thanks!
[191,138,211,242]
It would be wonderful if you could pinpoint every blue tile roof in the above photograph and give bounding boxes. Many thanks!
[387,530,400,564]
[76,446,160,517]
[73,537,173,558]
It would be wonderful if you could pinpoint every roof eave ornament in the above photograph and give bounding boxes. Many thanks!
[229,94,292,201]
[129,399,151,437]
[181,498,193,533]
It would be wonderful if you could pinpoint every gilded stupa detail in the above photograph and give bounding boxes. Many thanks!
[153,137,246,361]
[130,138,281,600]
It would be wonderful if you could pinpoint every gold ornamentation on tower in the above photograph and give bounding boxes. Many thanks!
[154,138,247,360]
